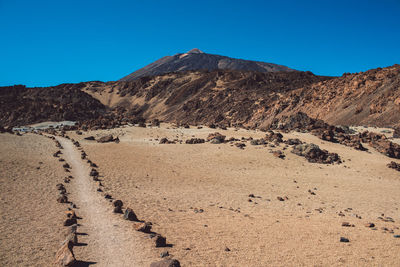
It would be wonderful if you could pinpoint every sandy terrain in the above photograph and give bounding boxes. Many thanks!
[56,137,156,266]
[0,134,66,266]
[64,124,400,266]
[1,124,399,266]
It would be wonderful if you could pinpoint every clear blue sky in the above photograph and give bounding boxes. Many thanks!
[1,0,399,87]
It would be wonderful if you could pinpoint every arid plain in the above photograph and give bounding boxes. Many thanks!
[2,123,399,266]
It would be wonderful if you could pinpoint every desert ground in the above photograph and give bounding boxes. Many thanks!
[1,123,400,266]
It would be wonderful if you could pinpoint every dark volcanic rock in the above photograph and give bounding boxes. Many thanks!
[150,259,181,267]
[393,127,400,138]
[185,138,205,144]
[0,84,106,128]
[97,134,114,143]
[387,161,400,171]
[154,234,167,247]
[120,49,294,81]
[124,208,138,221]
[291,143,341,164]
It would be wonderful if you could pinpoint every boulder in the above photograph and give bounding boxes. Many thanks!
[64,218,77,227]
[150,259,181,267]
[113,200,123,207]
[123,208,138,221]
[207,132,226,142]
[89,169,99,177]
[97,134,114,143]
[133,222,152,233]
[154,234,167,247]
[387,161,400,171]
[265,131,283,143]
[54,240,76,267]
[159,138,169,144]
[291,143,341,164]
[185,138,205,144]
[113,206,123,213]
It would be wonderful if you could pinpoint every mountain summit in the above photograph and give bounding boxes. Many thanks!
[119,49,294,81]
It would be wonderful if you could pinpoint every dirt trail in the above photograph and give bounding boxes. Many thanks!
[57,137,150,267]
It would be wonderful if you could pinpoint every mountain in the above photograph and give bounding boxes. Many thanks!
[119,49,295,81]
[1,63,399,129]
[88,65,400,128]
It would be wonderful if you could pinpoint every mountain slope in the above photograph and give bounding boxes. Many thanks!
[119,49,294,81]
[89,65,400,128]
[0,84,107,127]
[2,65,399,129]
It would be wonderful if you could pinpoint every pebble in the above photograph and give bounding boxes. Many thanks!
[160,251,169,258]
[340,237,350,243]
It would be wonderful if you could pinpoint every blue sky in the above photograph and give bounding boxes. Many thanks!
[1,0,399,87]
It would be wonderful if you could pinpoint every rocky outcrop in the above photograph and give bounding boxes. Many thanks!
[291,143,341,164]
[0,84,106,128]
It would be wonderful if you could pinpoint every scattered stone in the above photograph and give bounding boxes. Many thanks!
[154,234,167,247]
[56,183,65,190]
[291,143,341,164]
[185,138,205,144]
[340,237,350,243]
[342,222,355,227]
[272,150,285,159]
[113,200,123,208]
[160,251,169,258]
[265,131,283,143]
[89,169,99,177]
[365,222,375,228]
[64,218,77,227]
[225,247,231,252]
[394,235,400,238]
[207,132,226,143]
[97,134,115,143]
[104,194,112,199]
[84,136,95,140]
[250,139,266,145]
[113,206,122,213]
[150,259,181,267]
[285,138,303,145]
[57,195,68,203]
[159,138,173,144]
[277,196,285,201]
[133,222,152,233]
[235,143,246,149]
[65,210,76,219]
[124,208,138,221]
[53,151,61,158]
[62,163,70,169]
[54,240,76,267]
[387,161,400,171]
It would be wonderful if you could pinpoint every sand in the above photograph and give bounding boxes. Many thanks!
[0,133,66,266]
[65,124,400,266]
[1,124,400,266]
